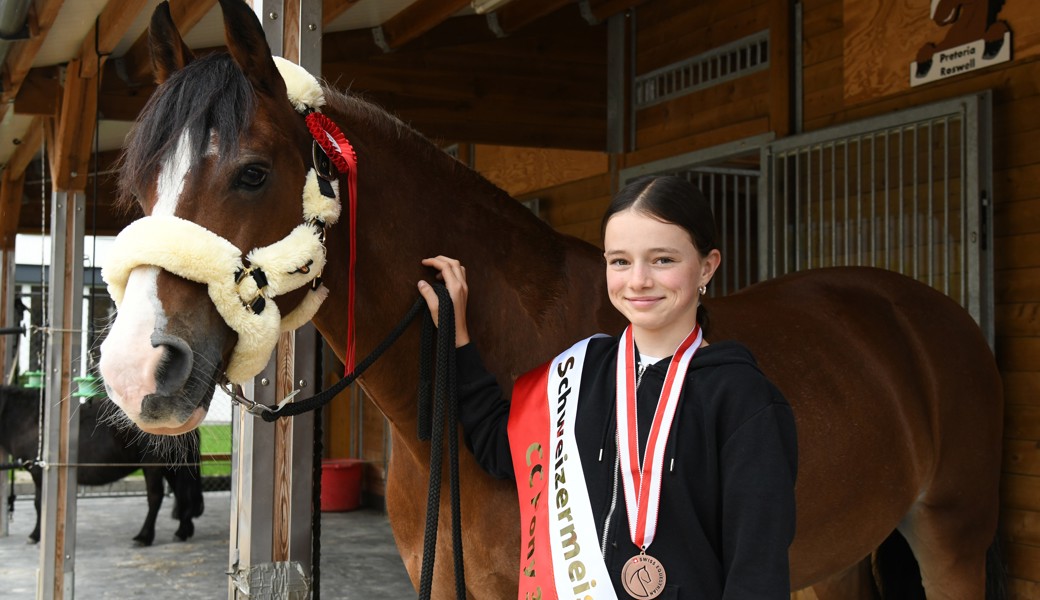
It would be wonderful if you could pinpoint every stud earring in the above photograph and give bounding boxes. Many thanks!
[698,285,707,295]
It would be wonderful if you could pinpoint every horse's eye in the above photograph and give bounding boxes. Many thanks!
[236,165,268,190]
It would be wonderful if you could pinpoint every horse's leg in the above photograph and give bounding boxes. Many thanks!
[134,467,164,546]
[170,467,201,541]
[29,467,41,543]
[803,557,880,600]
[898,499,995,600]
[384,429,520,600]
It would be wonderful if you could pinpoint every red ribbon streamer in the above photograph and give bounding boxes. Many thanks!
[306,112,358,373]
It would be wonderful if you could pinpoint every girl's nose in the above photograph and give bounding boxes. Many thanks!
[630,263,652,288]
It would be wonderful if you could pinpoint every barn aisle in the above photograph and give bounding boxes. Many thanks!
[0,492,413,599]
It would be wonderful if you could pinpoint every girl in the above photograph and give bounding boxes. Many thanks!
[419,175,797,599]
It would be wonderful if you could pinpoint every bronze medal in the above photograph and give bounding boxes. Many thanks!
[621,552,667,599]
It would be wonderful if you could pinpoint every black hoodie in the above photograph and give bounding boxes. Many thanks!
[458,335,797,599]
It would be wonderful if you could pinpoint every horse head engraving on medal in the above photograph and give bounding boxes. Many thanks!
[621,554,666,599]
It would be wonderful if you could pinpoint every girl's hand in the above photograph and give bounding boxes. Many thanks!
[418,256,471,347]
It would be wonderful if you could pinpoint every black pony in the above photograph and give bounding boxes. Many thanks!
[0,384,204,545]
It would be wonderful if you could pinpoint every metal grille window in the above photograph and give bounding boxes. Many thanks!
[634,31,770,110]
[762,92,993,342]
[618,94,993,344]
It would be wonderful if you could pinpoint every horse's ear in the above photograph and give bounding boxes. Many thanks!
[217,0,288,101]
[148,1,195,84]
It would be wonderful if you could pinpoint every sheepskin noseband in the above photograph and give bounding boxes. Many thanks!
[103,58,348,383]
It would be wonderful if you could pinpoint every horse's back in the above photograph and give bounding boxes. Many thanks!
[710,267,1002,588]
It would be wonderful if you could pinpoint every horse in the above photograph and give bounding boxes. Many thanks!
[0,384,204,546]
[96,0,1004,597]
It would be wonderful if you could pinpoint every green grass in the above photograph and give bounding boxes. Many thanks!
[198,423,232,477]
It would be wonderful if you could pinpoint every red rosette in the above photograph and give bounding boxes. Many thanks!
[306,112,356,174]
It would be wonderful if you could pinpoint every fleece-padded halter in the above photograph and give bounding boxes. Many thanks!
[103,58,347,383]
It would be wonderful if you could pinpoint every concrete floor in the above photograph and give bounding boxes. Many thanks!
[0,492,415,599]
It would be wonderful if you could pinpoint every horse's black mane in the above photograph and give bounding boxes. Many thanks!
[118,52,255,209]
[118,50,473,210]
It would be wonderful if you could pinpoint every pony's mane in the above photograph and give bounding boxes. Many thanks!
[319,83,489,192]
[118,52,255,210]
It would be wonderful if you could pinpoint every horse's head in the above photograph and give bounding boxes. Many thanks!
[99,0,344,434]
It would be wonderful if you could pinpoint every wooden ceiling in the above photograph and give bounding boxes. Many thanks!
[0,0,646,243]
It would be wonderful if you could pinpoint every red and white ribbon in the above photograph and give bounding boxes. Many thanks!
[615,325,702,551]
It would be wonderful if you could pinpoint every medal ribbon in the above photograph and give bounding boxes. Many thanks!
[615,324,702,551]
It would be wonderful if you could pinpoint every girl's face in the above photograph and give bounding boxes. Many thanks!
[603,209,720,342]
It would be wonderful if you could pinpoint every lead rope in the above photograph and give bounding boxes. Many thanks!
[247,284,465,599]
[415,285,465,600]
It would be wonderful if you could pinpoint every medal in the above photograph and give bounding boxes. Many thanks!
[615,325,701,599]
[621,552,667,599]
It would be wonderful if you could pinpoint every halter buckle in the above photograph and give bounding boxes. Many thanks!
[219,381,302,417]
[312,140,336,181]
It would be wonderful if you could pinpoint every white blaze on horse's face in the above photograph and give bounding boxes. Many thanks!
[100,130,206,434]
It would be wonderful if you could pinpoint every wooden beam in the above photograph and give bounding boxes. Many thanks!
[6,117,45,179]
[585,0,652,23]
[377,0,469,50]
[51,59,99,191]
[324,0,361,23]
[323,14,498,63]
[78,0,152,79]
[0,0,65,120]
[123,0,218,84]
[0,172,25,249]
[12,66,60,116]
[495,0,573,35]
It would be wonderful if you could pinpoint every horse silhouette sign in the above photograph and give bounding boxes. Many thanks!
[910,0,1012,86]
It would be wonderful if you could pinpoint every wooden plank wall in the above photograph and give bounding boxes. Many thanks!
[802,0,1040,596]
[623,0,777,167]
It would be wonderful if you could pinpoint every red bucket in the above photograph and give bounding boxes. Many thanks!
[320,458,363,512]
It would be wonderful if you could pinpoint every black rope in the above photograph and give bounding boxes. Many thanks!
[258,297,426,422]
[252,286,466,598]
[416,284,465,600]
[310,334,324,600]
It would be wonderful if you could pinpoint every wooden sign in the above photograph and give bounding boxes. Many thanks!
[845,0,1038,105]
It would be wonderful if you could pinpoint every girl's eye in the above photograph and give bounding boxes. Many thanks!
[654,257,675,264]
[609,258,629,267]
[237,165,268,189]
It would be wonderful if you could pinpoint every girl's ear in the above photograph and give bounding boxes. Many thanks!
[700,249,722,289]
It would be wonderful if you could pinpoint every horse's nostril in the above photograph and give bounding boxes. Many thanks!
[151,334,193,396]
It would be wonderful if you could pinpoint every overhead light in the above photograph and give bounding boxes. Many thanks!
[471,0,514,14]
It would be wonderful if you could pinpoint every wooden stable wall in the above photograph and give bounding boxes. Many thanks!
[801,0,1040,596]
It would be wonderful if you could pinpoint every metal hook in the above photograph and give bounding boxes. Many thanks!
[219,381,302,417]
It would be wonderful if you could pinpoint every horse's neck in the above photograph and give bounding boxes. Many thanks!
[310,100,609,431]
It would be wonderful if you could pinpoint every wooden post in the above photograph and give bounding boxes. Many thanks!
[227,1,321,597]
[37,189,85,600]
[0,244,14,537]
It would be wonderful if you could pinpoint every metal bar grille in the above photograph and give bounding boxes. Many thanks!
[762,94,991,339]
[634,31,770,109]
[684,166,761,297]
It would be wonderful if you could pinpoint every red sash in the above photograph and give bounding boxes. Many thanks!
[507,336,618,600]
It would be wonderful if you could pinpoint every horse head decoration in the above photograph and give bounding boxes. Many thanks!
[100,1,1004,598]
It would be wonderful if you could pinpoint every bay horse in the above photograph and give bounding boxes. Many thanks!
[0,385,204,545]
[97,0,1003,597]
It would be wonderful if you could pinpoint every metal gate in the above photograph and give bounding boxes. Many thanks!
[620,92,994,345]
